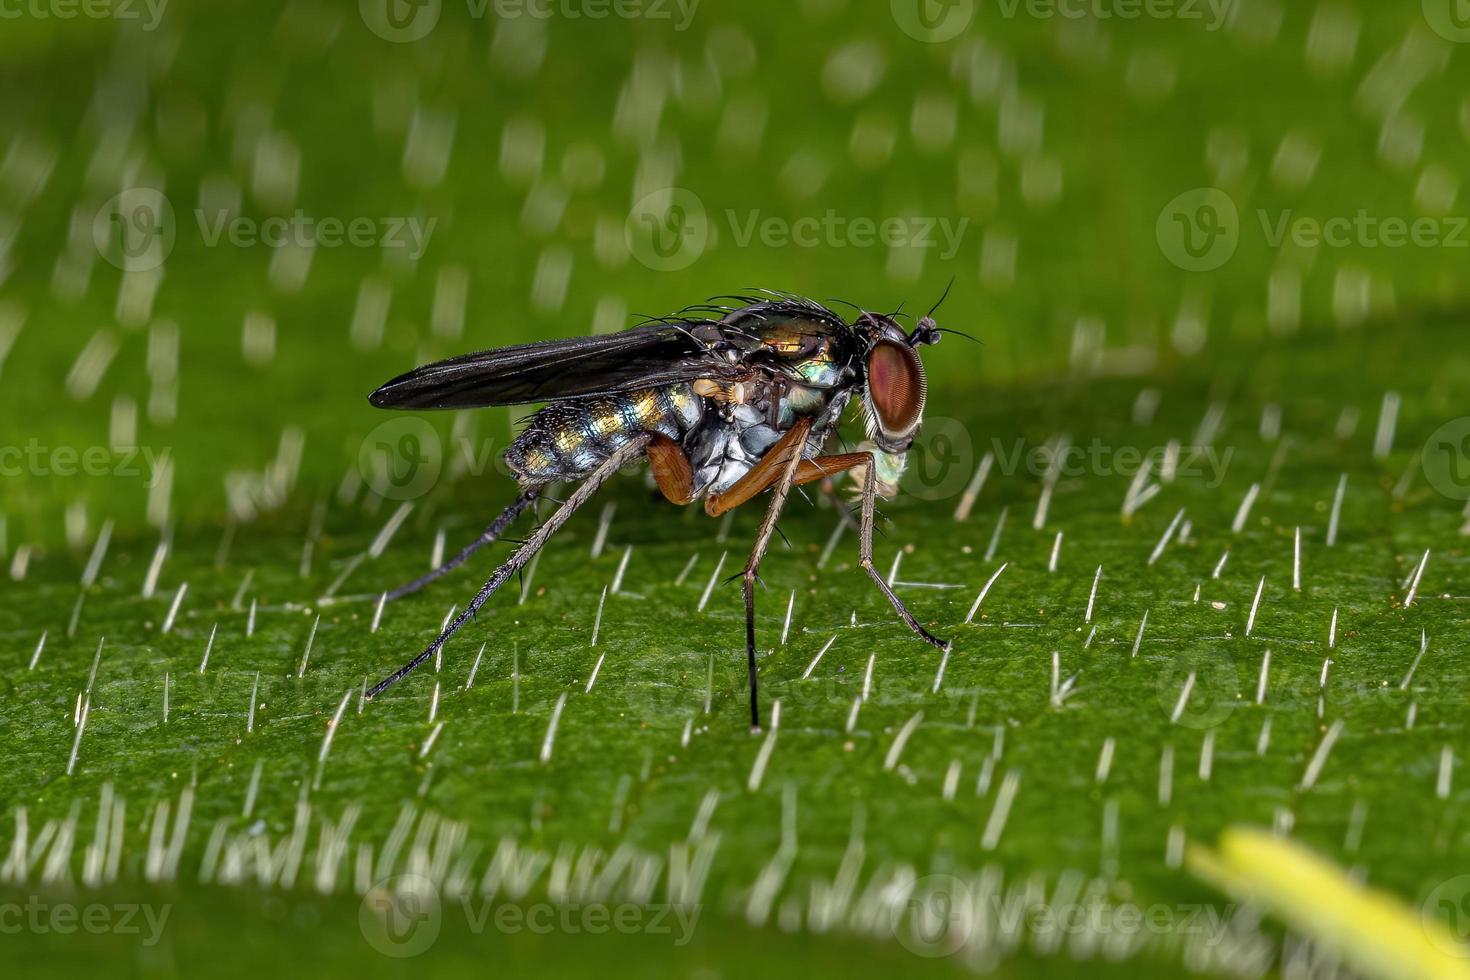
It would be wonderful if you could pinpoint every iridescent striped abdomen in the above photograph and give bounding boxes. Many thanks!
[505,383,704,485]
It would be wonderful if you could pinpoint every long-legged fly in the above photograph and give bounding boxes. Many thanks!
[365,293,952,729]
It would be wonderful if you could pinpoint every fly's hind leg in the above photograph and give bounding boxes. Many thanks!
[367,435,652,699]
[697,419,814,728]
[383,487,541,603]
[646,434,696,505]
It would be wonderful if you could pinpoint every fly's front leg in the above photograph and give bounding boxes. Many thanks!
[740,429,808,730]
[854,455,950,651]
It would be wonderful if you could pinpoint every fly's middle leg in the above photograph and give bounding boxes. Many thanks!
[740,429,809,731]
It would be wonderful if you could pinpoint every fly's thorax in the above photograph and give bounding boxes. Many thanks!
[505,383,703,485]
[780,382,831,418]
[688,402,783,496]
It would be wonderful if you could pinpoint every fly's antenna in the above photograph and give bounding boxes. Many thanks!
[913,278,961,346]
[925,277,956,321]
[937,328,982,345]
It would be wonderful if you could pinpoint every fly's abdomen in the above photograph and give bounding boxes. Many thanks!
[505,383,704,485]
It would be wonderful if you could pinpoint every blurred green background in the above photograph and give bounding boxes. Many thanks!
[2,0,1467,538]
[2,1,1469,977]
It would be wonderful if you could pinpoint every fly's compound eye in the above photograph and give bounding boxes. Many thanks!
[866,339,927,451]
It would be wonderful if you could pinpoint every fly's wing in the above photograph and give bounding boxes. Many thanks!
[369,323,735,409]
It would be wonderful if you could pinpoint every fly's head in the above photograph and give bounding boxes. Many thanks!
[854,311,941,455]
[846,311,942,498]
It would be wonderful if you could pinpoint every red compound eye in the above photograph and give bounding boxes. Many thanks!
[867,340,926,441]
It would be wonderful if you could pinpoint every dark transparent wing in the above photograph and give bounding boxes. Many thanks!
[369,323,730,409]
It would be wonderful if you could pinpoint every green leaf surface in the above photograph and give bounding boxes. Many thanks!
[2,1,1468,977]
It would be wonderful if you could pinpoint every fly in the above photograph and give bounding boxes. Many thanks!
[364,292,954,730]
